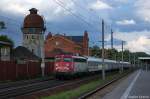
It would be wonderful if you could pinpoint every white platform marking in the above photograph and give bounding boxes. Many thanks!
[120,70,141,99]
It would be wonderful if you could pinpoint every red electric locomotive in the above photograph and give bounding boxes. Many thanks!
[54,55,87,78]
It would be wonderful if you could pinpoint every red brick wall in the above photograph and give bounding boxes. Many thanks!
[45,35,82,56]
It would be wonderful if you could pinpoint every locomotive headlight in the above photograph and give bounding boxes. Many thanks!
[66,63,69,67]
[55,63,58,67]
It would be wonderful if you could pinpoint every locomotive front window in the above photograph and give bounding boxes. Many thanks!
[73,58,87,62]
[63,58,72,62]
[55,57,62,62]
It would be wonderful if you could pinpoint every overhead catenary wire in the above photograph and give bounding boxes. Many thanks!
[0,1,115,49]
[66,0,114,48]
[53,0,98,45]
[69,0,112,30]
[53,0,103,46]
[68,0,101,31]
[54,0,100,31]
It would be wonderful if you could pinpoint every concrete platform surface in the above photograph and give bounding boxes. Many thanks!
[103,69,150,99]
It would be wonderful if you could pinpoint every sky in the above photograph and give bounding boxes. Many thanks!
[0,0,150,54]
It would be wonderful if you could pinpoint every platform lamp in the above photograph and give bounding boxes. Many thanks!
[41,26,46,77]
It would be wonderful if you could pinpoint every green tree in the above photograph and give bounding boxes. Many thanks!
[90,45,150,64]
[0,35,14,47]
[90,45,101,57]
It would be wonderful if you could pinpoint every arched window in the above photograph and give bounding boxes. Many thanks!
[32,35,35,39]
[26,35,28,39]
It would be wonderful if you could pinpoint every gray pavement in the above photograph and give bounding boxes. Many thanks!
[102,69,150,99]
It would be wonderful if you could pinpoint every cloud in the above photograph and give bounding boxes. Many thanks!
[0,0,75,21]
[116,19,136,25]
[89,0,112,10]
[125,36,150,53]
[114,0,129,3]
[135,0,150,22]
[113,30,150,54]
[1,0,150,55]
[103,30,150,54]
[0,0,42,15]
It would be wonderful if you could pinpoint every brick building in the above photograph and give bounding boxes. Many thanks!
[45,31,89,57]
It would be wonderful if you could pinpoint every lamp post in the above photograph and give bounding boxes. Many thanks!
[41,34,45,77]
[41,25,46,77]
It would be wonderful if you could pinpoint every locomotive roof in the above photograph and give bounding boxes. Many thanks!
[86,57,117,63]
[55,55,86,59]
[86,56,131,64]
[72,55,87,59]
[119,61,130,64]
[87,57,102,62]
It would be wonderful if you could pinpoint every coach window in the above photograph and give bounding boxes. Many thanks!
[63,58,72,62]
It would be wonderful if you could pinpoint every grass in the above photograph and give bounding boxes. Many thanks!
[42,71,129,99]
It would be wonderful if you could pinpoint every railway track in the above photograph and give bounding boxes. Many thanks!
[78,71,132,99]
[0,79,66,99]
[13,75,100,99]
[0,77,53,89]
[0,71,129,99]
[0,74,100,99]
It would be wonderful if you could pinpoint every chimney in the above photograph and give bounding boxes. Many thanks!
[29,8,38,14]
[83,30,89,56]
[84,30,88,38]
[46,32,52,40]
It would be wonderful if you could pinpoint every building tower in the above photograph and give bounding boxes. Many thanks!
[21,8,46,58]
[83,30,89,56]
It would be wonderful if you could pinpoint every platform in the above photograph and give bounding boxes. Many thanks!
[103,69,150,99]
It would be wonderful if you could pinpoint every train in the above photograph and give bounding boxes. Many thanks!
[54,54,131,78]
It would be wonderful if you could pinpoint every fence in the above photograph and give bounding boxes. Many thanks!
[0,61,54,81]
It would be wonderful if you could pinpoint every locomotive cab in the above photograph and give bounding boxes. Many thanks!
[54,55,74,73]
[54,55,87,78]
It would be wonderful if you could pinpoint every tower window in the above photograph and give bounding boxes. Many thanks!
[55,41,59,46]
[29,28,35,33]
[26,35,28,39]
[32,49,34,53]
